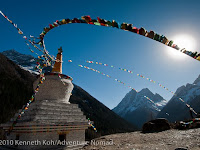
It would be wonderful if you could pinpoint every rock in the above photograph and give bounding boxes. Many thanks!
[142,118,171,133]
[175,148,187,150]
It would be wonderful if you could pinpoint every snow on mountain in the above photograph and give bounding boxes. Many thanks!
[113,88,167,129]
[113,88,166,115]
[156,99,168,107]
[19,66,40,75]
[182,85,200,102]
[157,75,200,122]
[113,90,137,117]
[171,83,200,103]
[1,50,39,74]
[193,74,200,86]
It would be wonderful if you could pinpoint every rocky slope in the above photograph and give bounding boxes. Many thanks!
[113,88,167,129]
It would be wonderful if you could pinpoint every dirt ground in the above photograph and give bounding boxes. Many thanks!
[81,128,200,150]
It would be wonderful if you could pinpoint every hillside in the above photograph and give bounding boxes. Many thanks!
[0,53,36,123]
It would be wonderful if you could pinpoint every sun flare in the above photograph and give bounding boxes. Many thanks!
[167,34,196,59]
[173,34,196,50]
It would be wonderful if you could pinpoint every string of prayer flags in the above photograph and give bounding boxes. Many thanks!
[36,15,200,62]
[177,98,197,115]
[0,11,23,36]
[79,64,161,111]
[7,62,46,135]
[85,60,178,97]
[0,10,57,68]
[180,118,200,126]
[81,60,198,115]
[85,59,197,113]
[88,118,97,132]
[78,65,111,77]
[115,79,126,86]
[85,61,174,95]
[86,60,111,67]
[119,68,133,74]
[144,96,161,111]
[166,113,170,116]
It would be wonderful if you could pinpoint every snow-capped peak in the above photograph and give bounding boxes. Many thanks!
[113,88,166,117]
[1,49,38,73]
[2,49,37,66]
[113,88,167,129]
[172,75,200,103]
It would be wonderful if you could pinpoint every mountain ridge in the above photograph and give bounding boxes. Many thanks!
[113,87,166,129]
[157,75,200,122]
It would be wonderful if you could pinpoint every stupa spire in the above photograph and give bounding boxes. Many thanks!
[52,47,63,73]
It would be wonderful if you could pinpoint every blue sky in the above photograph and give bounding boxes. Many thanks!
[0,0,200,109]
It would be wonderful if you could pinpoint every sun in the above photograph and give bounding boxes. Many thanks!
[167,34,196,59]
[173,34,196,50]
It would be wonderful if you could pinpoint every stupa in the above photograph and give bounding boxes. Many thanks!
[1,47,89,149]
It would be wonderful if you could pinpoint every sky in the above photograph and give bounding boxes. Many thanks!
[0,0,200,109]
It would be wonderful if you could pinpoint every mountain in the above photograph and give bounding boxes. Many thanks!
[0,53,37,124]
[113,88,167,129]
[157,75,200,122]
[2,49,39,74]
[0,50,137,140]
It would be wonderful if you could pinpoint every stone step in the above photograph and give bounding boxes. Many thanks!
[17,101,79,111]
[36,118,88,123]
[12,108,83,119]
[33,100,79,108]
[10,106,84,123]
[10,108,84,121]
[17,114,86,120]
[15,101,81,112]
[26,110,83,116]
[30,104,81,112]
[34,115,86,120]
[12,114,86,121]
[29,106,82,112]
